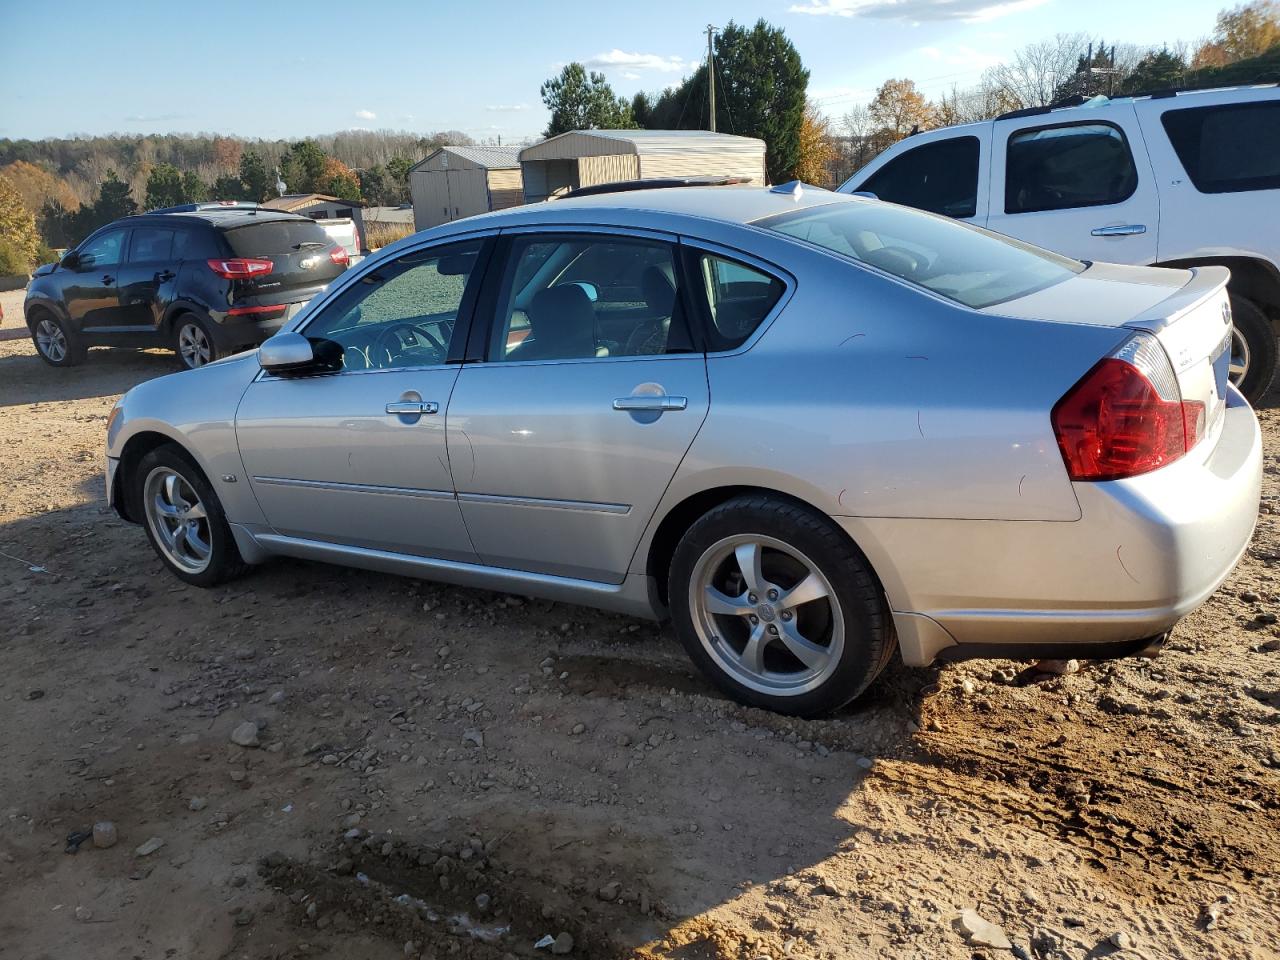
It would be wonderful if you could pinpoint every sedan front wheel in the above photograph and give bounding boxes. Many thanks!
[669,495,895,716]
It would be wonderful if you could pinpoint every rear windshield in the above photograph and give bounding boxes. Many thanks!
[1161,100,1280,194]
[757,200,1083,309]
[222,218,331,257]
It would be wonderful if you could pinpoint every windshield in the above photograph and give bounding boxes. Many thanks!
[757,200,1083,309]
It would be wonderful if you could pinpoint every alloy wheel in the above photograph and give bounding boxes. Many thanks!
[688,534,844,696]
[1229,324,1250,386]
[143,467,212,574]
[35,318,67,362]
[178,322,212,368]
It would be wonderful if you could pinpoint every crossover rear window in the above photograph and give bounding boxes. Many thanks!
[223,219,332,257]
[1161,100,1280,194]
[758,200,1083,309]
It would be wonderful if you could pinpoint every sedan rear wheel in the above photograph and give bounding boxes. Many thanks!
[670,495,895,716]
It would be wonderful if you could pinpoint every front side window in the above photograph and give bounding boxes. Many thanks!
[128,226,174,263]
[760,200,1083,310]
[696,253,785,350]
[77,229,125,269]
[301,239,483,372]
[1005,122,1138,214]
[860,136,980,219]
[1161,101,1280,194]
[489,235,686,362]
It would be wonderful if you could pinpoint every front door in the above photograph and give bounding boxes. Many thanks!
[447,231,709,582]
[235,237,491,560]
[987,106,1160,263]
[115,223,179,333]
[65,227,127,332]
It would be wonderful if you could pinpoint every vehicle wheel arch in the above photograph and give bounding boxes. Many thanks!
[115,429,210,523]
[23,300,64,332]
[643,484,891,610]
[163,301,212,334]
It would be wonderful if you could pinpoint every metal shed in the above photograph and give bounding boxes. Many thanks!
[518,130,767,203]
[409,145,524,230]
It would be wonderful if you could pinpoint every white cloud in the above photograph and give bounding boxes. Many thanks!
[621,70,642,80]
[919,44,1003,69]
[788,0,1048,23]
[583,49,687,73]
[485,104,529,112]
[354,109,376,120]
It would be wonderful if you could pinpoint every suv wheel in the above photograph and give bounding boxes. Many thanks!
[175,314,219,370]
[1228,294,1276,404]
[669,495,896,717]
[31,313,86,367]
[136,444,249,586]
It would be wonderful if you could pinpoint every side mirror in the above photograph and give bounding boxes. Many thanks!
[259,332,329,375]
[61,251,81,270]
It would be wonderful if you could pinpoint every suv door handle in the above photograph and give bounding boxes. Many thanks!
[1090,224,1147,237]
[386,400,439,415]
[613,395,687,412]
[155,270,175,282]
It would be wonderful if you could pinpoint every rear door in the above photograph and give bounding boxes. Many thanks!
[445,228,709,582]
[115,223,178,332]
[64,227,126,332]
[987,105,1160,263]
[218,217,346,310]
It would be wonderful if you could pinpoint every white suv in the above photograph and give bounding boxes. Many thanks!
[839,85,1280,401]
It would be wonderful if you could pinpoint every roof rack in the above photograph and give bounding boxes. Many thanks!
[995,94,1088,122]
[995,82,1280,122]
[564,175,752,199]
[146,201,267,215]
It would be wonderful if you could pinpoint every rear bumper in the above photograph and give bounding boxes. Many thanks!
[210,299,310,351]
[840,388,1262,665]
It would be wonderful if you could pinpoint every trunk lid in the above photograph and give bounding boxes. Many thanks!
[220,218,346,303]
[986,262,1233,444]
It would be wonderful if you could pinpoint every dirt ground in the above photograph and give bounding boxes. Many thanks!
[1,324,1277,960]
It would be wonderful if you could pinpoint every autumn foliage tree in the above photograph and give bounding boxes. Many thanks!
[793,101,835,186]
[1194,0,1280,66]
[0,174,43,273]
[869,78,935,144]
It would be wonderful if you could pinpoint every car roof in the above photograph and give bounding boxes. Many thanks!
[113,209,315,230]
[460,184,853,230]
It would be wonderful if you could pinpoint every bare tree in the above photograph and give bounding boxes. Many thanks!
[990,33,1089,108]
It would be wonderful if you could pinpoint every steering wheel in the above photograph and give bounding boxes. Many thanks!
[369,321,450,367]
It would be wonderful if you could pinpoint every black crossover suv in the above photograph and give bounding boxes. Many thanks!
[24,203,349,369]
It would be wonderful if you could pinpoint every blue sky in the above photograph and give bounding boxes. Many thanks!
[0,0,1219,142]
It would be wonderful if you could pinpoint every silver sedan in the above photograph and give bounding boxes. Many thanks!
[105,185,1262,716]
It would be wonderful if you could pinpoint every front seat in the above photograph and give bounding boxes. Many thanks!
[505,285,597,362]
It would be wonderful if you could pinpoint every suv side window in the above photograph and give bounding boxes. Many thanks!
[300,239,484,372]
[77,229,126,269]
[173,226,220,260]
[861,136,980,218]
[489,235,687,362]
[694,252,785,350]
[1161,101,1280,194]
[128,226,175,263]
[1005,122,1138,214]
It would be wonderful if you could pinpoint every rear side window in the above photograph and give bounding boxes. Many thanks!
[860,136,980,219]
[1161,101,1280,194]
[760,200,1083,310]
[128,226,174,262]
[223,219,331,257]
[695,254,784,350]
[1005,122,1137,214]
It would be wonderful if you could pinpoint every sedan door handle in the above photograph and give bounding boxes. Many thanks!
[613,395,687,412]
[1090,224,1147,237]
[385,401,438,415]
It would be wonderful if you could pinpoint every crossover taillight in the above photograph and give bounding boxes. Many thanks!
[1052,333,1204,481]
[329,245,350,267]
[206,258,273,279]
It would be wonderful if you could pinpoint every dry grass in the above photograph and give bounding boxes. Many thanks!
[365,219,416,250]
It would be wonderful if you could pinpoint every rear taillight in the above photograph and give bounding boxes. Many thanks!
[1052,333,1204,481]
[329,246,349,267]
[206,258,273,279]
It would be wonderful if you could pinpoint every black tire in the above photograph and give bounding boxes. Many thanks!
[134,443,249,587]
[29,311,86,367]
[668,494,895,717]
[1229,293,1276,404]
[172,313,220,370]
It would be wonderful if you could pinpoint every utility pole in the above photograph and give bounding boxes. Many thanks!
[706,24,717,132]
